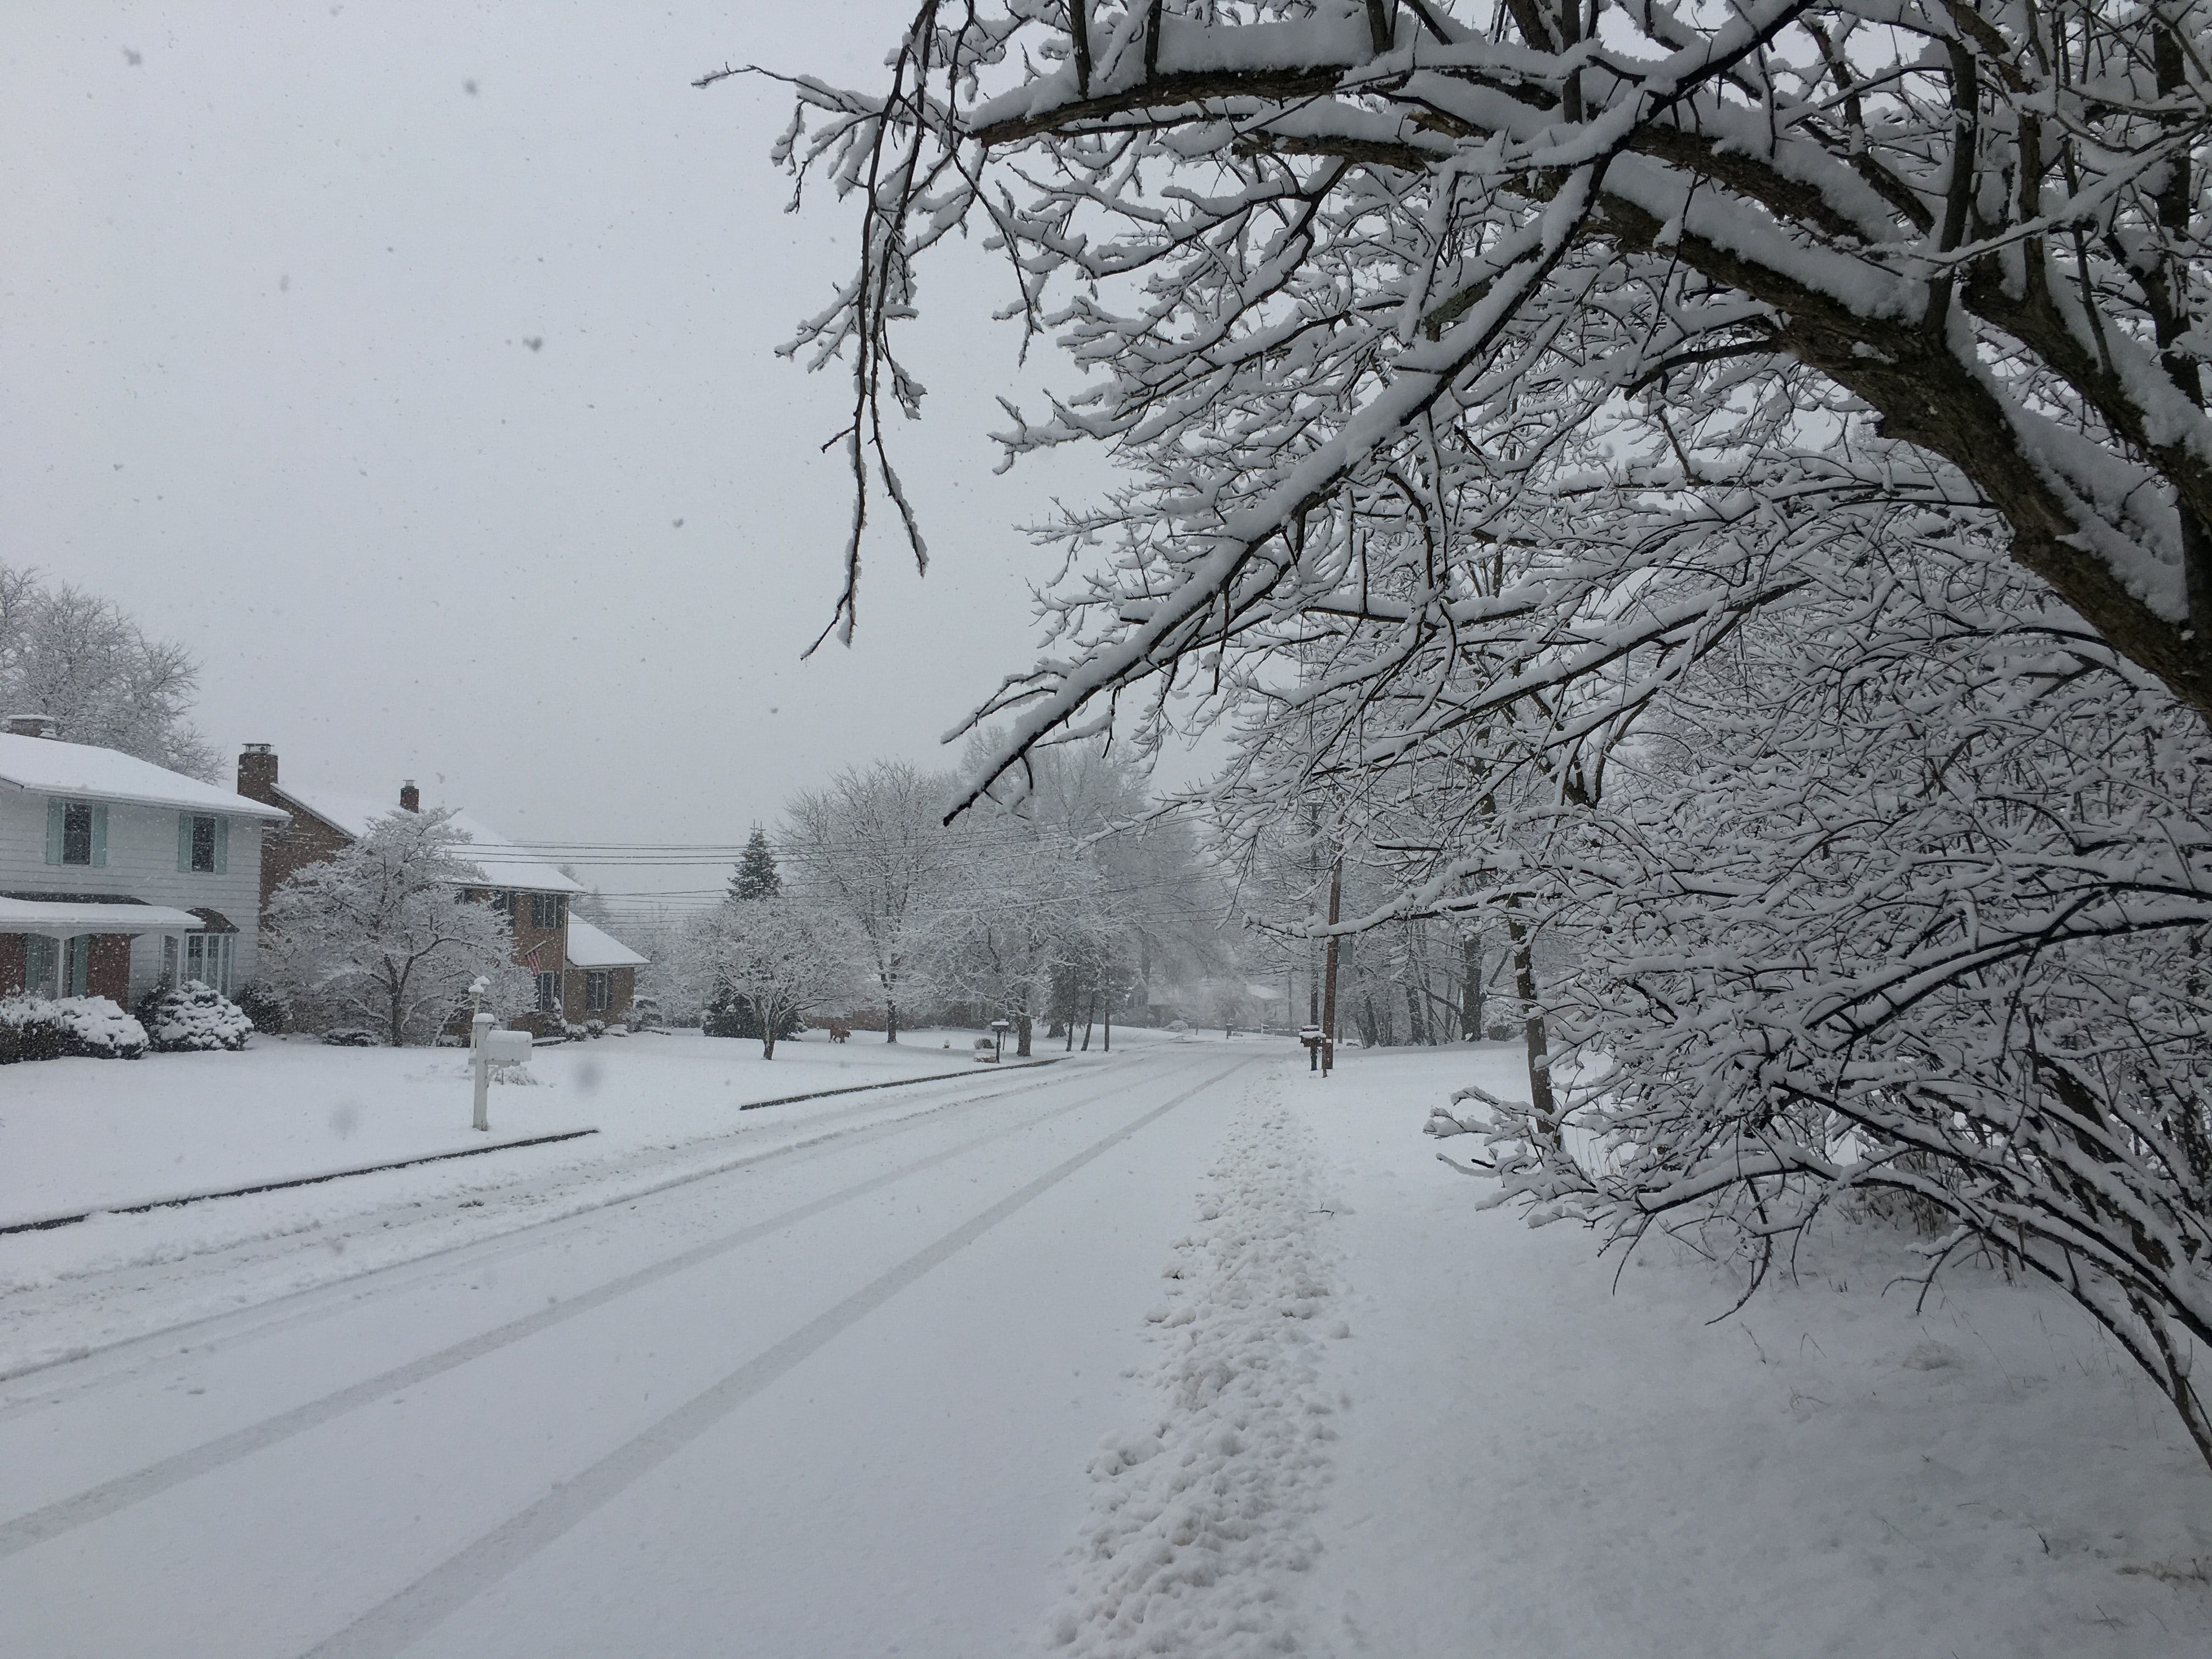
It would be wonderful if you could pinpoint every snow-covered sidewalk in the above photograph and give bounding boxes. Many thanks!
[1037,1045,2209,1656]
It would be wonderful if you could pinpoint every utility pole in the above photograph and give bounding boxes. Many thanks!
[1319,855,1341,1075]
[1307,802,1323,1025]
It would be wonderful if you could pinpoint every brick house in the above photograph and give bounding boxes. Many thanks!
[0,718,287,1003]
[563,916,646,1024]
[234,744,645,1025]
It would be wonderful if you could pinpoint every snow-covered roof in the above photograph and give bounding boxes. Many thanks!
[0,894,205,936]
[274,786,584,895]
[0,734,288,821]
[565,916,648,969]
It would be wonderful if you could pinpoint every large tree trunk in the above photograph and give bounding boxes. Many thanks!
[884,990,900,1043]
[1460,932,1482,1042]
[1505,911,1557,1141]
[1082,990,1096,1051]
[1404,922,1430,1046]
[1017,1012,1032,1058]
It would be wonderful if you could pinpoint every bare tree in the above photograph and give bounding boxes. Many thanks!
[781,761,960,1041]
[934,825,1119,1056]
[0,563,217,776]
[740,3,2212,1471]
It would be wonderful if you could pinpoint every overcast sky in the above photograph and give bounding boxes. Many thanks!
[4,3,1125,915]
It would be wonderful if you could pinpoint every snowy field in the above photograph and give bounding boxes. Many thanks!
[0,1027,1024,1226]
[1,1037,2204,1656]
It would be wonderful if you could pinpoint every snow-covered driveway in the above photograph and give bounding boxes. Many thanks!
[0,1045,1265,1658]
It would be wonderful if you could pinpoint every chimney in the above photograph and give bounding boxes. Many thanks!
[399,780,420,813]
[3,713,60,740]
[238,743,278,802]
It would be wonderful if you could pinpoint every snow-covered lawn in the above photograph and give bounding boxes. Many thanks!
[1050,1043,2211,1657]
[0,1028,1173,1373]
[0,1028,1021,1229]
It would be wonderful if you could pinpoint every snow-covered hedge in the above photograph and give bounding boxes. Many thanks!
[136,980,255,1053]
[0,996,150,1062]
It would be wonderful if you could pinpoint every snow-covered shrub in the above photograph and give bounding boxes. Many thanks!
[0,996,149,1062]
[321,1028,378,1047]
[136,980,254,1052]
[233,981,287,1035]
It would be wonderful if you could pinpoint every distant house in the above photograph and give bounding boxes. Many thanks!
[233,744,647,1025]
[0,716,288,1002]
[1144,979,1288,1031]
[565,916,647,1024]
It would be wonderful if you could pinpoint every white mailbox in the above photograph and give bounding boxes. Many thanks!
[483,1028,535,1066]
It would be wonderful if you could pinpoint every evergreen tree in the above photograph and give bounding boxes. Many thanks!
[729,826,781,902]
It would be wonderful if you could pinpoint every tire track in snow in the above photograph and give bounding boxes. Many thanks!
[1047,1065,1342,1658]
[300,1056,1256,1659]
[0,1058,1207,1558]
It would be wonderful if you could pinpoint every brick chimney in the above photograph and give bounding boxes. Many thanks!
[237,743,278,802]
[3,713,60,740]
[399,780,420,813]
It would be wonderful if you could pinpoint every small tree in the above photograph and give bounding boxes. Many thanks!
[729,826,782,902]
[262,808,527,1046]
[681,898,851,1059]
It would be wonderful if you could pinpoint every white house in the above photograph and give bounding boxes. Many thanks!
[0,719,287,1003]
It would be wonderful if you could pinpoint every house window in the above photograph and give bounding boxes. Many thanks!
[585,971,611,1012]
[179,813,228,873]
[24,936,56,997]
[47,802,106,867]
[177,933,235,994]
[535,972,561,1013]
[529,894,565,929]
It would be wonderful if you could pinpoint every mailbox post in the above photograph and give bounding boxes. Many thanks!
[469,977,493,1131]
[1299,1024,1334,1076]
[990,1018,1013,1064]
[471,1013,496,1131]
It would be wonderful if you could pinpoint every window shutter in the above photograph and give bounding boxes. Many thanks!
[91,806,109,867]
[215,817,229,874]
[178,814,193,872]
[46,800,64,864]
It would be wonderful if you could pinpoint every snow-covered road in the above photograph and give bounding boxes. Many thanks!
[1,1046,1263,1658]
